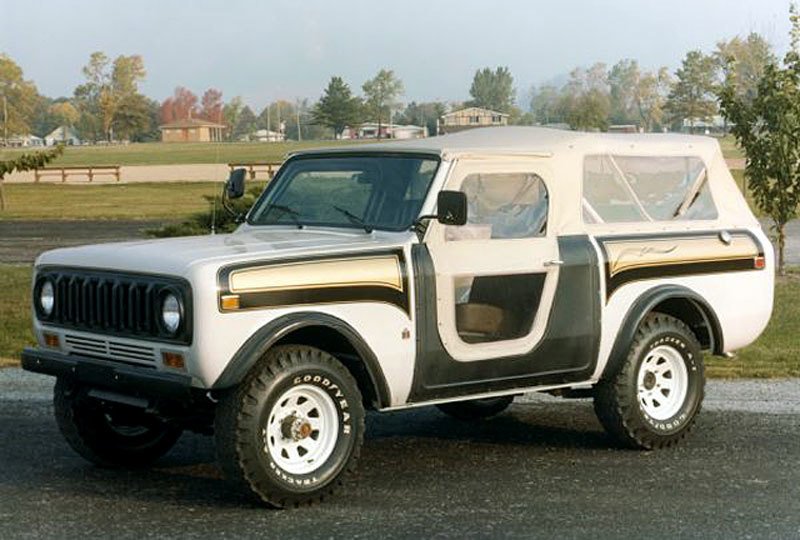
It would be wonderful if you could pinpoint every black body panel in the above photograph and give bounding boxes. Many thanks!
[408,235,601,402]
[21,347,192,400]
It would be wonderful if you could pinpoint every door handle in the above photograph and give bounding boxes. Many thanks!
[544,259,564,267]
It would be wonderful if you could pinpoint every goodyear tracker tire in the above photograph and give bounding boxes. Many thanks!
[594,313,705,450]
[437,396,514,421]
[53,378,182,468]
[214,345,365,508]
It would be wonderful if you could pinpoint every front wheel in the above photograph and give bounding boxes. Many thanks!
[214,346,365,508]
[594,313,705,449]
[53,378,183,467]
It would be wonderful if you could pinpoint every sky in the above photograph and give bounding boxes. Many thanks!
[0,0,793,110]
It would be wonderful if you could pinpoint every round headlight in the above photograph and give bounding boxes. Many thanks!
[39,280,55,316]
[161,293,182,334]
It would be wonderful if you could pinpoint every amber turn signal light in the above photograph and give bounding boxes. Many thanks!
[221,294,241,310]
[43,332,60,348]
[162,351,185,370]
[754,256,766,270]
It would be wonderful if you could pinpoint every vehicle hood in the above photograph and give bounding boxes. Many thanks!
[35,227,411,276]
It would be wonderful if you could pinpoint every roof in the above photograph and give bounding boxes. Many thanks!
[45,126,80,140]
[293,126,722,160]
[442,107,510,118]
[159,118,226,129]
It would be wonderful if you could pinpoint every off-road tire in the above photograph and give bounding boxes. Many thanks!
[53,378,183,467]
[214,345,365,508]
[437,396,514,421]
[594,313,705,450]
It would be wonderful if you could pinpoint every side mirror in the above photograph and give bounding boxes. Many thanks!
[226,168,246,199]
[437,190,468,226]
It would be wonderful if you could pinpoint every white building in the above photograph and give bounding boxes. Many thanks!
[250,129,286,142]
[45,126,81,146]
[339,123,427,140]
[6,134,44,147]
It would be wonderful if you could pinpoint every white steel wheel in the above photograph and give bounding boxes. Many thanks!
[636,344,689,421]
[264,384,340,476]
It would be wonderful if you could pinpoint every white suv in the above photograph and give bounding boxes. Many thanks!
[23,127,774,507]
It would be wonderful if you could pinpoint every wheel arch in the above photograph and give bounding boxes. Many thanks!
[212,312,391,409]
[602,285,723,381]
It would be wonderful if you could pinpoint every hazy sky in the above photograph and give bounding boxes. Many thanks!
[1,0,793,109]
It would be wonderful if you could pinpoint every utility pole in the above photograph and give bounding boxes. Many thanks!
[295,98,302,142]
[2,95,7,147]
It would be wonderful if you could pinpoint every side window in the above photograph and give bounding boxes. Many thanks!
[583,155,717,223]
[448,173,548,241]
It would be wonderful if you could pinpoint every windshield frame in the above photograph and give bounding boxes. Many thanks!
[245,151,442,232]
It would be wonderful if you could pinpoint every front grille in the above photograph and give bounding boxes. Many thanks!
[35,267,192,344]
[64,333,158,364]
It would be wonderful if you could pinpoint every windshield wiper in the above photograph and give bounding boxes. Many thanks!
[332,205,373,233]
[264,203,303,228]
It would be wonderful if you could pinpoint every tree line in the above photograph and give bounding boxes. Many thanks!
[0,28,783,144]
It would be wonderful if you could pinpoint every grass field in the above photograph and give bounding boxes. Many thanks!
[0,181,223,220]
[0,264,797,377]
[718,135,744,160]
[0,136,741,168]
[0,140,364,167]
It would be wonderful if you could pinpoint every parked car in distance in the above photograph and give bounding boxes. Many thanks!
[23,127,774,507]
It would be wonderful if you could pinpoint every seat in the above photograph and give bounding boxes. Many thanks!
[456,303,505,343]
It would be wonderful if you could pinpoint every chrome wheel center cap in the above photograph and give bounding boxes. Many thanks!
[281,415,312,442]
[643,371,657,390]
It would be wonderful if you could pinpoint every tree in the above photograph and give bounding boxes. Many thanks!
[74,52,147,141]
[160,87,199,124]
[529,84,564,125]
[0,145,63,210]
[233,105,258,140]
[362,69,404,138]
[199,89,223,123]
[311,76,363,136]
[608,59,640,125]
[115,94,158,142]
[0,54,39,144]
[222,96,244,139]
[559,63,610,131]
[634,67,672,132]
[395,101,446,136]
[718,6,800,275]
[665,50,718,130]
[48,101,80,127]
[468,66,515,113]
[715,32,775,104]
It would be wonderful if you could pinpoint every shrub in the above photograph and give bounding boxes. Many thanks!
[147,185,263,238]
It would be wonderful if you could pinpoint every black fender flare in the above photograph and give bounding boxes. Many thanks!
[601,285,723,381]
[212,312,391,408]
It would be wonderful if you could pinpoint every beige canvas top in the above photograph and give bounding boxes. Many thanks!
[296,127,757,234]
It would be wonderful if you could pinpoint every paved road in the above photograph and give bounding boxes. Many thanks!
[0,220,170,263]
[1,369,798,539]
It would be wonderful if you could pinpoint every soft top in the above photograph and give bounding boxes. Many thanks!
[292,126,722,162]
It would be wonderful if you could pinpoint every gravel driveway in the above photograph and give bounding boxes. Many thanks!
[1,368,798,539]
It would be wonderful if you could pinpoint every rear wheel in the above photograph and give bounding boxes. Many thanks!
[437,396,514,421]
[214,345,365,508]
[53,378,182,467]
[594,313,705,449]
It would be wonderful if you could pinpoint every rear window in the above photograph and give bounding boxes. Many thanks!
[583,155,717,224]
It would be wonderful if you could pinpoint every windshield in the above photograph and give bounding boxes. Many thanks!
[248,154,440,232]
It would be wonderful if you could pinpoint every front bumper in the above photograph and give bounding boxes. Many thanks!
[21,347,193,401]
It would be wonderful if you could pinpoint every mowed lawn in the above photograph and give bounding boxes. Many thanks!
[0,135,739,167]
[1,264,797,377]
[0,140,365,167]
[0,181,224,220]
